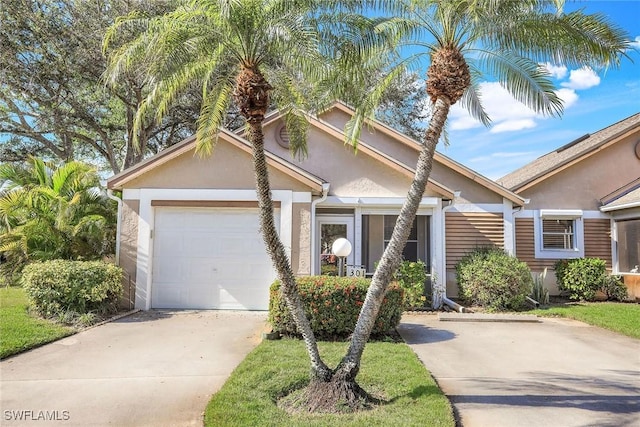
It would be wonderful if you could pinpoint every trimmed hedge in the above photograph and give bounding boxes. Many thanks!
[456,247,533,311]
[22,260,123,318]
[554,258,628,301]
[269,276,403,339]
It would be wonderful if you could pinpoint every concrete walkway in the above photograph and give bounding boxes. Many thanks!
[1,310,266,427]
[399,313,640,427]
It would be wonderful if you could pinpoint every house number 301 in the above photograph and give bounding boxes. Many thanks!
[347,267,367,277]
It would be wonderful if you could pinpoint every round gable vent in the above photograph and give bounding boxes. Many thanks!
[635,140,640,160]
[275,124,290,149]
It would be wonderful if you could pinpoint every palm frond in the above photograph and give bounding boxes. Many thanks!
[474,49,563,117]
[195,77,235,157]
[483,9,631,69]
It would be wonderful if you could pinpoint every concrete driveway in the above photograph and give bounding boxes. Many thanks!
[1,310,266,427]
[399,313,640,427]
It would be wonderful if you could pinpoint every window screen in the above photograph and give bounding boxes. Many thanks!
[542,219,575,250]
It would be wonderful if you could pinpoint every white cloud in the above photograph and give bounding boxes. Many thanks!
[448,81,581,134]
[490,119,537,134]
[555,88,579,109]
[630,36,640,50]
[449,82,539,133]
[449,107,483,131]
[561,67,600,90]
[541,62,568,79]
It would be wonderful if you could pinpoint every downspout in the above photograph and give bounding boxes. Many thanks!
[310,183,330,275]
[438,191,462,312]
[106,189,123,266]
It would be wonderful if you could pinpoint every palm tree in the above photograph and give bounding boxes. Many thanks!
[103,0,344,383]
[327,0,630,402]
[0,157,116,284]
[103,0,630,413]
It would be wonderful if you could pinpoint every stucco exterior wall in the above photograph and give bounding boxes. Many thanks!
[292,202,311,275]
[431,163,504,204]
[319,108,350,131]
[264,113,505,202]
[318,107,504,204]
[119,199,139,307]
[124,142,311,192]
[264,123,422,197]
[519,135,640,210]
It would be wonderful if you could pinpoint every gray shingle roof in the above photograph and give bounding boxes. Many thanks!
[497,112,640,191]
[601,185,640,211]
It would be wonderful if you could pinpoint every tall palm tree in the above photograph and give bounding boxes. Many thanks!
[104,0,343,382]
[328,0,630,402]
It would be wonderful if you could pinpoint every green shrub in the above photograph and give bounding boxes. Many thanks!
[601,275,628,301]
[21,260,123,320]
[455,247,533,311]
[555,258,628,301]
[268,276,403,339]
[395,260,428,309]
[553,259,570,289]
[555,258,606,301]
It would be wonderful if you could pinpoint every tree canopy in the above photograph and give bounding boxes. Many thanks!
[0,0,201,173]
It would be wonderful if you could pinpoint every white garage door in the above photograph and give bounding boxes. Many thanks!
[151,207,278,310]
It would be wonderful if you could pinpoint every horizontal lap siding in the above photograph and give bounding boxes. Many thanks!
[584,219,612,268]
[446,212,504,270]
[516,218,612,270]
[515,218,556,270]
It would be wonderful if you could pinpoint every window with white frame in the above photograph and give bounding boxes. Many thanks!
[534,210,584,259]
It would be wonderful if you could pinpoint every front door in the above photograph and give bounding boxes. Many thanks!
[317,216,354,275]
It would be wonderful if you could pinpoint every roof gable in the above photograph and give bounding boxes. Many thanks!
[107,128,325,193]
[498,112,640,192]
[323,102,525,205]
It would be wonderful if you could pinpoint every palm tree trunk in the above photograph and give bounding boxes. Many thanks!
[335,97,451,380]
[245,120,332,381]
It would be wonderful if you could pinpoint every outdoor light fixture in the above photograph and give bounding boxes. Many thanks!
[332,238,352,277]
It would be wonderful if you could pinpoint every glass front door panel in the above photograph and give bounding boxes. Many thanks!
[320,224,347,276]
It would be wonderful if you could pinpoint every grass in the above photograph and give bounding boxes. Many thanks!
[205,338,454,427]
[0,287,74,358]
[531,301,640,339]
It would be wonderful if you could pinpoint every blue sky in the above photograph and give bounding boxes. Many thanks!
[440,0,640,180]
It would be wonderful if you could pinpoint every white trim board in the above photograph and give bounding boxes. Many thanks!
[514,209,610,219]
[449,203,505,213]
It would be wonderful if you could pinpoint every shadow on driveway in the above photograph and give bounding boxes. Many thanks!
[399,314,640,427]
[397,322,456,344]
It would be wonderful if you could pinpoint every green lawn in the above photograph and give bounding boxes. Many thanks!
[0,287,74,358]
[205,338,454,427]
[531,302,640,339]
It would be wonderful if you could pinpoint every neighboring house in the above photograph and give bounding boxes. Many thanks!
[107,102,524,310]
[498,112,640,299]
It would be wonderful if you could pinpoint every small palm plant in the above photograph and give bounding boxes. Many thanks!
[0,157,116,284]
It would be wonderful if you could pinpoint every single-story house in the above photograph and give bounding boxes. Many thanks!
[498,112,640,299]
[107,102,526,310]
